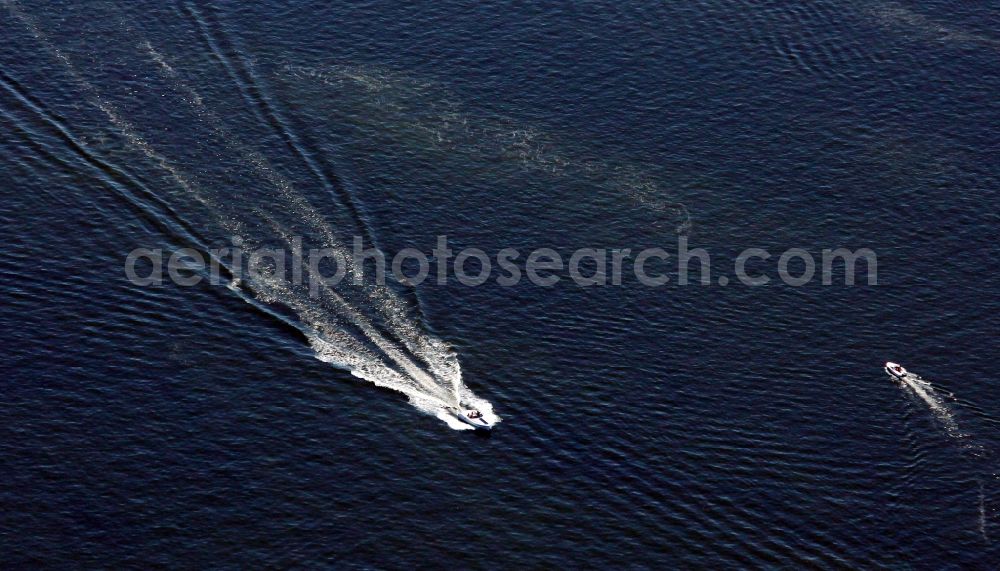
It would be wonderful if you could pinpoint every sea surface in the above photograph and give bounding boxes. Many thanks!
[1,1,998,568]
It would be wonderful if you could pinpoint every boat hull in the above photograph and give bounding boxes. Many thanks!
[452,408,493,430]
[885,361,908,379]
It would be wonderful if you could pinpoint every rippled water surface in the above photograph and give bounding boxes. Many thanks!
[1,1,998,567]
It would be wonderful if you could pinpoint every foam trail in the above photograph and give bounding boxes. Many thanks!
[282,63,692,234]
[136,35,466,390]
[981,480,989,544]
[0,1,223,216]
[4,0,492,429]
[132,37,475,416]
[1,1,291,321]
[896,372,961,435]
[865,2,1000,48]
[894,369,997,543]
[896,372,985,453]
[177,2,381,253]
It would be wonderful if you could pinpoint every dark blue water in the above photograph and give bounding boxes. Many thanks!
[2,1,998,567]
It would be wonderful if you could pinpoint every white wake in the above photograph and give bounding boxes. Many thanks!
[899,373,959,434]
[2,0,496,430]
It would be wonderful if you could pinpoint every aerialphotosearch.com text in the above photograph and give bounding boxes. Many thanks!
[125,235,878,294]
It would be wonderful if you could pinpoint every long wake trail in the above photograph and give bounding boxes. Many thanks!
[894,369,994,545]
[2,0,495,429]
[898,373,964,440]
[129,36,475,417]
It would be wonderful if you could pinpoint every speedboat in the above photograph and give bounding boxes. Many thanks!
[885,361,908,379]
[451,407,493,430]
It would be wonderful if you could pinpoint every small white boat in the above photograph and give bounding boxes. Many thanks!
[885,361,908,379]
[451,407,493,430]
